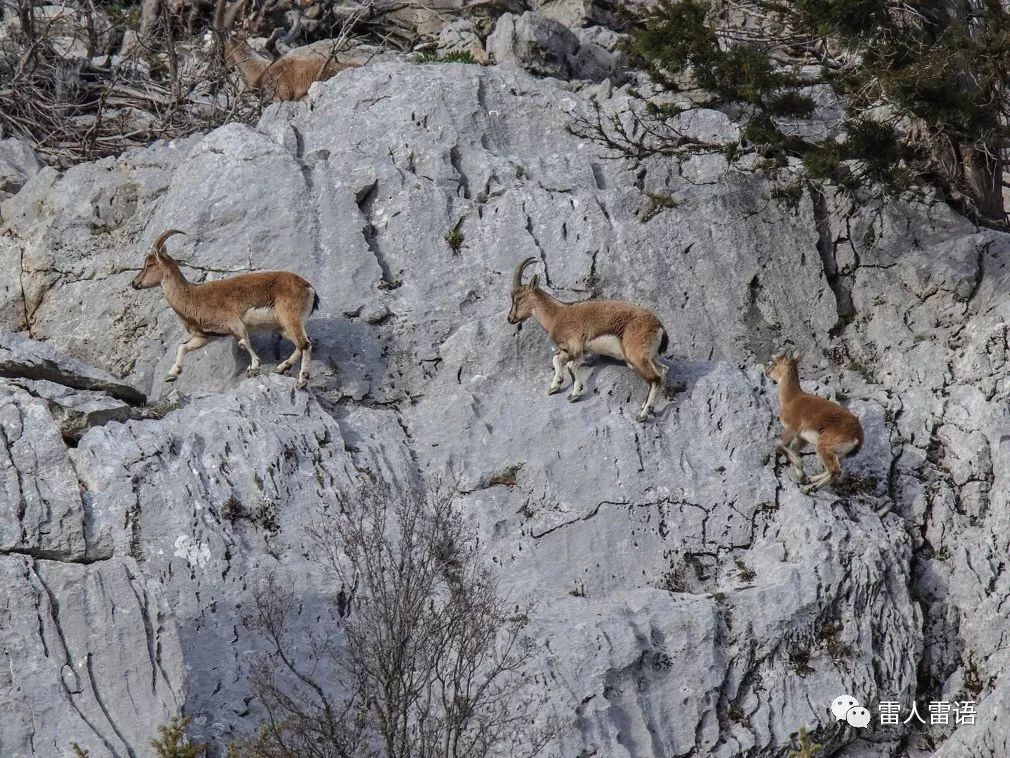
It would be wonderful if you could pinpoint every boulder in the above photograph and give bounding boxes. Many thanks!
[0,138,43,205]
[488,11,625,82]
[436,18,489,62]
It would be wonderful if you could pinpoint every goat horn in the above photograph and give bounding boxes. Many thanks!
[512,256,539,289]
[152,229,185,256]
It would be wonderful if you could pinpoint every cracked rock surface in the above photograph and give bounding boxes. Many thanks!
[0,60,1008,756]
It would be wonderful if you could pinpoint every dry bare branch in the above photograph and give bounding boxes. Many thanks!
[235,482,565,758]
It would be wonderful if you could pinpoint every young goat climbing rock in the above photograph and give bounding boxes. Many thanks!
[765,351,864,493]
[506,257,669,421]
[131,229,318,388]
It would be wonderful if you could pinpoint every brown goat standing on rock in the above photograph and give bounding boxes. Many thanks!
[131,229,318,388]
[765,351,864,493]
[213,0,359,102]
[507,257,669,421]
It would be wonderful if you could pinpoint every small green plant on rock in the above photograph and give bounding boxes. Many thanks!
[847,359,874,383]
[445,216,465,254]
[657,569,685,593]
[728,702,750,726]
[220,496,245,522]
[769,180,805,208]
[832,474,879,496]
[255,501,280,534]
[137,398,183,420]
[817,618,853,660]
[735,558,756,583]
[962,653,987,700]
[787,726,823,758]
[416,51,479,64]
[789,646,815,677]
[151,716,206,758]
[641,192,678,222]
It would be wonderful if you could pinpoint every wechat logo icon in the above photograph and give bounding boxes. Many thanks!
[831,695,871,728]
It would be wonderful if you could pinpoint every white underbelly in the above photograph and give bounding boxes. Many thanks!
[243,307,280,331]
[585,335,625,361]
[800,430,820,445]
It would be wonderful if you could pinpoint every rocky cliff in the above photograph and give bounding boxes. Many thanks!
[1,34,1009,758]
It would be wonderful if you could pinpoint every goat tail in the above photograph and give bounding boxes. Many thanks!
[659,329,669,356]
[312,291,320,314]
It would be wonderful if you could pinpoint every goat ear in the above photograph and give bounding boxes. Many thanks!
[772,352,784,361]
[791,350,803,362]
[528,274,539,290]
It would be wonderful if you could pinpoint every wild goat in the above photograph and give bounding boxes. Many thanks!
[213,0,358,102]
[507,257,669,421]
[131,229,318,388]
[765,351,864,493]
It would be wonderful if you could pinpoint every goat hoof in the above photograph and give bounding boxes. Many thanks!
[793,471,807,484]
[247,366,260,377]
[547,384,562,395]
[275,364,291,375]
[636,410,650,422]
[567,392,581,403]
[164,373,178,383]
[296,378,308,390]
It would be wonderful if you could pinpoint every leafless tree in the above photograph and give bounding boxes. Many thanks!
[235,482,563,758]
[0,0,258,166]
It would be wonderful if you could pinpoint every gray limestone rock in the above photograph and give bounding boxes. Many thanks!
[488,11,624,82]
[0,329,145,403]
[0,555,184,758]
[0,138,43,204]
[436,18,489,63]
[8,377,131,443]
[0,58,1008,757]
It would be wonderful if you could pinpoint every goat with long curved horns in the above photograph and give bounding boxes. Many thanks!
[507,257,669,421]
[132,230,319,388]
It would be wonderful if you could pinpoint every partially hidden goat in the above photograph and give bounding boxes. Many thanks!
[213,0,358,102]
[131,229,318,388]
[765,351,864,493]
[507,257,669,421]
